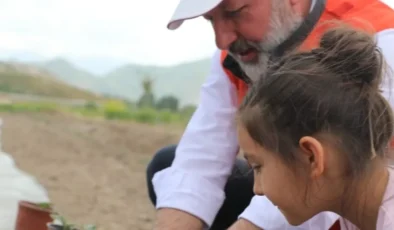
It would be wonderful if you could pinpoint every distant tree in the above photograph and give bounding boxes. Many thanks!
[156,95,179,112]
[123,100,136,110]
[84,101,98,110]
[137,76,155,108]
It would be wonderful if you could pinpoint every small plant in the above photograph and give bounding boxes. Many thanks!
[40,204,96,230]
[49,213,77,230]
[37,202,53,210]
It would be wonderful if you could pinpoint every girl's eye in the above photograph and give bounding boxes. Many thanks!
[252,165,262,173]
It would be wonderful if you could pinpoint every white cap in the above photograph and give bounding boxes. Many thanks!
[167,0,223,30]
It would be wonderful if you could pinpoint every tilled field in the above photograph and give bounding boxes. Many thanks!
[1,113,182,230]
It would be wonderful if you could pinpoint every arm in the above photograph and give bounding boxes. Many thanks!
[154,208,204,230]
[376,29,394,108]
[229,218,262,230]
[152,50,240,229]
[376,29,394,154]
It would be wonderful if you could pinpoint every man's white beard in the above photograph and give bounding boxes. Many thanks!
[238,1,304,82]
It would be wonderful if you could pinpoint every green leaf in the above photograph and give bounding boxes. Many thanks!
[36,202,52,210]
[84,225,96,230]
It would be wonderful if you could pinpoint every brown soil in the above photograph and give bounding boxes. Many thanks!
[1,112,182,230]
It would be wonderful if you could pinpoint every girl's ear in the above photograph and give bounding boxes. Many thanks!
[299,136,325,178]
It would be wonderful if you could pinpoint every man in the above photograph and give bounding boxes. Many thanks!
[146,0,394,229]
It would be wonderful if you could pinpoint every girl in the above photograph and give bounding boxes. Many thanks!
[237,26,394,229]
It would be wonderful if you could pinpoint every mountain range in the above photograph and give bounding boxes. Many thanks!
[0,51,211,106]
[34,57,210,106]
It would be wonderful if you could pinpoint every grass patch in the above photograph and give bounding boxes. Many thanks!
[0,102,58,112]
[0,100,194,125]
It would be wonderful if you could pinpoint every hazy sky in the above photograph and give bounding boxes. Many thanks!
[0,0,393,66]
[0,0,216,66]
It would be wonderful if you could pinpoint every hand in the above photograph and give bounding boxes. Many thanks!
[154,208,204,230]
[228,218,262,230]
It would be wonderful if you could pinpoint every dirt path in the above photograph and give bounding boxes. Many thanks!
[0,113,182,230]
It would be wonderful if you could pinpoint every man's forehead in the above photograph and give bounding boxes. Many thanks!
[204,0,244,15]
[203,0,225,15]
[167,0,253,30]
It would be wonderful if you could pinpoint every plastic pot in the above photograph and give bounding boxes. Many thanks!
[15,200,52,230]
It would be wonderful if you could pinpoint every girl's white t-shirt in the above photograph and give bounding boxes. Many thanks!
[339,167,394,229]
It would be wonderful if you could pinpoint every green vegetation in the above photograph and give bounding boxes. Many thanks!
[0,62,198,125]
[50,213,96,230]
[0,102,58,113]
[76,95,195,124]
[36,202,96,230]
[137,76,155,108]
[0,100,196,125]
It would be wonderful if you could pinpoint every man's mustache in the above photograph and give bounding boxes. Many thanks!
[229,38,262,54]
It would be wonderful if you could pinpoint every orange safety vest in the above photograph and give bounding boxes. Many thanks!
[221,0,394,104]
[219,1,394,229]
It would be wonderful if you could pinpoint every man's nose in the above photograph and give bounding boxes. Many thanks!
[212,20,237,50]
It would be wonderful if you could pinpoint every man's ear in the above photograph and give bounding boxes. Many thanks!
[299,136,325,178]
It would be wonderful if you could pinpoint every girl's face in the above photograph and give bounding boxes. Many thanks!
[237,123,341,225]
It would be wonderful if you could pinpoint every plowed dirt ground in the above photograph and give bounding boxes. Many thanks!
[1,112,182,230]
